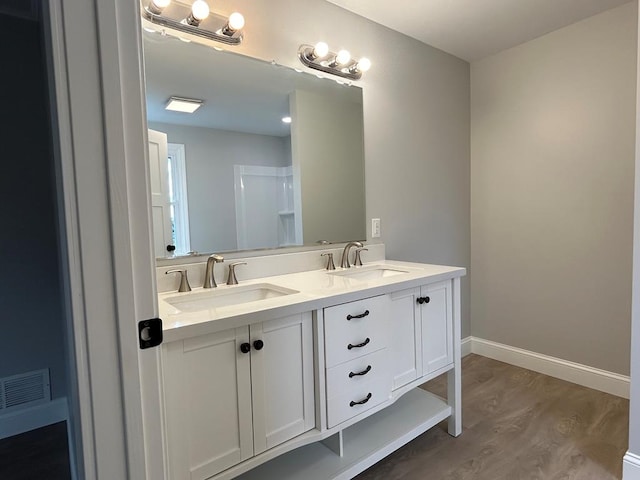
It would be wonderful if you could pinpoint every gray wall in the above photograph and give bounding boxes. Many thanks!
[0,13,67,399]
[213,0,471,336]
[149,122,290,253]
[290,90,366,244]
[471,3,637,375]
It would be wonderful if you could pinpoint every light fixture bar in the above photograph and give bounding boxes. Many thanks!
[297,44,368,81]
[142,2,244,46]
[165,96,203,113]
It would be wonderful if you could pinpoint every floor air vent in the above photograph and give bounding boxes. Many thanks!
[0,369,50,412]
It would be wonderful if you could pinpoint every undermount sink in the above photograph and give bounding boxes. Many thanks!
[329,265,411,282]
[164,283,299,313]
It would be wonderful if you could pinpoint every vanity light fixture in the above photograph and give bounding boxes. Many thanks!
[281,116,292,124]
[298,43,370,80]
[142,0,245,46]
[165,96,203,113]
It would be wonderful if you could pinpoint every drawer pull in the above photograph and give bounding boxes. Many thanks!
[346,310,370,321]
[349,365,372,378]
[347,338,371,350]
[350,393,372,407]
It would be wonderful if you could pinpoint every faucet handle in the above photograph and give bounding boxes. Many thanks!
[321,252,335,270]
[166,269,192,292]
[227,262,247,285]
[354,248,368,267]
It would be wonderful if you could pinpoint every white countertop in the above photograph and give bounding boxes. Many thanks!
[159,260,466,343]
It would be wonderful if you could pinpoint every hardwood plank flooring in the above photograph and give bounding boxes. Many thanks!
[0,421,71,480]
[356,354,629,480]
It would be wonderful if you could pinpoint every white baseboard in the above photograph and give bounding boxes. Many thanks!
[461,336,472,357]
[0,397,68,440]
[468,337,630,399]
[624,452,640,479]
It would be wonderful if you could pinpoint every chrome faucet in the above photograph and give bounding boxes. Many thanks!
[203,254,224,288]
[340,241,363,268]
[227,262,247,285]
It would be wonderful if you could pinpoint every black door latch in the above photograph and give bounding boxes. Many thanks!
[138,318,163,349]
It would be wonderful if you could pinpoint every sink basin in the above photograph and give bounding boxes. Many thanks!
[163,283,298,312]
[329,265,411,282]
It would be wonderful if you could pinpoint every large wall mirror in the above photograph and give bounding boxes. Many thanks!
[142,29,366,259]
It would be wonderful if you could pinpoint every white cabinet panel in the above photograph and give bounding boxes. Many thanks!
[420,281,453,374]
[251,313,315,454]
[325,348,390,399]
[163,314,315,479]
[163,328,253,480]
[388,288,422,390]
[326,373,392,428]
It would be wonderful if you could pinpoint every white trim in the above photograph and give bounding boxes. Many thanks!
[461,336,472,357]
[624,452,640,479]
[469,337,630,398]
[167,143,191,255]
[0,397,68,440]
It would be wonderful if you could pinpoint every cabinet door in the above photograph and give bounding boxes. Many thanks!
[250,313,315,454]
[163,328,253,480]
[388,287,422,390]
[420,280,453,374]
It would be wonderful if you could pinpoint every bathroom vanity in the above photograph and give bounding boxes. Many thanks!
[156,248,465,480]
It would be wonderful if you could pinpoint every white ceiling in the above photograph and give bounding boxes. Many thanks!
[325,0,632,61]
[143,31,361,136]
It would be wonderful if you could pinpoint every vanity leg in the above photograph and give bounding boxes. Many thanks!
[447,277,462,437]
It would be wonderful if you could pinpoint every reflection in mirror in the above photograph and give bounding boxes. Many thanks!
[142,29,366,259]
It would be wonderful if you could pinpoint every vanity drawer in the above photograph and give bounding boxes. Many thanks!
[326,375,391,428]
[324,295,389,368]
[326,348,391,400]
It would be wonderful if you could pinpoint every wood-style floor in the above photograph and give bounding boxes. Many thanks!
[356,354,629,480]
[0,421,71,480]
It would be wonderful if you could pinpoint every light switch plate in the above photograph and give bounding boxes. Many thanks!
[372,218,381,238]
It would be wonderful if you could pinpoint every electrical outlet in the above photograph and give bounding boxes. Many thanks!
[372,218,381,238]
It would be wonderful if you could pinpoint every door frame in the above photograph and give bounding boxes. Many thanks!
[45,0,160,478]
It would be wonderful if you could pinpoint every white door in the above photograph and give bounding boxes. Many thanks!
[250,313,315,454]
[148,129,173,257]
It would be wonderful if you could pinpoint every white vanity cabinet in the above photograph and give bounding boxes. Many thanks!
[162,312,315,480]
[389,280,454,391]
[157,260,464,480]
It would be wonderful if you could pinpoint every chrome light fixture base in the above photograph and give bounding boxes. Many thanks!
[142,3,243,46]
[298,44,363,81]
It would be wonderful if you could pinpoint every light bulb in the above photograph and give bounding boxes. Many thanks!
[148,0,170,14]
[191,0,209,21]
[313,42,329,59]
[282,116,292,124]
[336,49,351,66]
[228,12,245,31]
[357,57,371,72]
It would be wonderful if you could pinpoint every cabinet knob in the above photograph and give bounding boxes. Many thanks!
[417,296,431,305]
[240,342,251,354]
[253,340,264,351]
